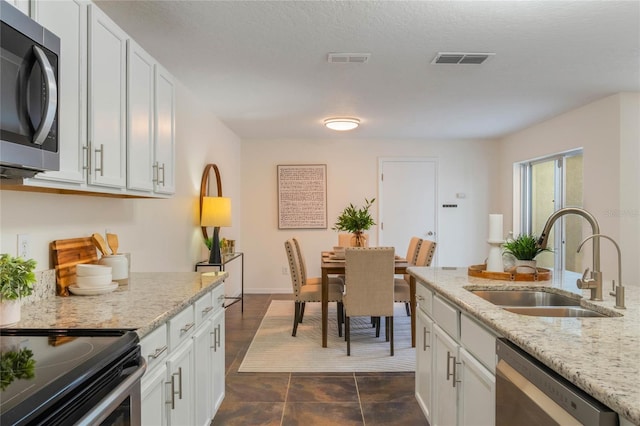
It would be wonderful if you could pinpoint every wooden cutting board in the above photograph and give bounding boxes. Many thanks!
[51,237,99,296]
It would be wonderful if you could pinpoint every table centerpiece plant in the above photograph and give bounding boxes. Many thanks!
[332,198,376,247]
[0,254,37,326]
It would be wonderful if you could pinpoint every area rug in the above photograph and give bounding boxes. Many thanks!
[238,300,415,372]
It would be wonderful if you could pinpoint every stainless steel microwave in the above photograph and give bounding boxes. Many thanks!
[0,1,60,179]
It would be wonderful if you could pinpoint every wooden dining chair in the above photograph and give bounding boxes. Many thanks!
[396,236,423,315]
[395,240,437,314]
[284,239,344,337]
[343,247,395,356]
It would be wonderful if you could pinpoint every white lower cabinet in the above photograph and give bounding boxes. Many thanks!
[415,308,433,423]
[140,283,225,426]
[415,286,496,426]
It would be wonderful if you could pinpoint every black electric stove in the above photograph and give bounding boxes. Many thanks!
[0,329,144,425]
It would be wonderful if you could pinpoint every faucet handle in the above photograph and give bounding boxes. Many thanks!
[582,268,591,281]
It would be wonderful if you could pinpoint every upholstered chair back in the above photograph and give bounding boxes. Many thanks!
[344,247,395,317]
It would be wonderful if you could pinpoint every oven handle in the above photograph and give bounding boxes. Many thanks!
[74,358,147,426]
[32,46,58,146]
[496,359,578,425]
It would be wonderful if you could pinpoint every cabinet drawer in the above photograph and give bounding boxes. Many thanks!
[432,295,459,340]
[416,283,433,315]
[194,291,215,326]
[140,323,168,370]
[460,314,496,372]
[168,304,195,351]
[211,284,225,311]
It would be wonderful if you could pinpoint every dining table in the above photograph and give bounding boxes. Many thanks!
[320,251,416,348]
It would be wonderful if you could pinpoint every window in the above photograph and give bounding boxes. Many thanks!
[519,150,583,273]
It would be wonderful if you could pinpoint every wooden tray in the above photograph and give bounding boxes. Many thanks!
[468,264,552,282]
[51,237,99,296]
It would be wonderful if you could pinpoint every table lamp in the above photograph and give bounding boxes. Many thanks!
[201,196,232,264]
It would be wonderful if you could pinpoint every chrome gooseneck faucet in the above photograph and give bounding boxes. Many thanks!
[536,207,603,301]
[578,234,625,309]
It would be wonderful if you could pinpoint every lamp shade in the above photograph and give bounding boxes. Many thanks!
[201,196,232,227]
[324,117,360,131]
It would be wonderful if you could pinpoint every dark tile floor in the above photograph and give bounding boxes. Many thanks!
[211,294,429,426]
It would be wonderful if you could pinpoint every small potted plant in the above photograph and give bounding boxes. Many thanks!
[332,198,376,247]
[0,254,37,326]
[502,234,551,273]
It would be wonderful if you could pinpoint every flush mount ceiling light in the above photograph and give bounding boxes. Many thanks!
[324,117,360,131]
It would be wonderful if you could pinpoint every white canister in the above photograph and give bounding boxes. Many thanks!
[99,254,129,284]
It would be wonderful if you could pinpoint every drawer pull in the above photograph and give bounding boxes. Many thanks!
[202,305,214,316]
[180,322,195,334]
[423,327,430,351]
[148,345,168,359]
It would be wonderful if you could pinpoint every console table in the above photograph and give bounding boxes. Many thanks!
[195,252,244,312]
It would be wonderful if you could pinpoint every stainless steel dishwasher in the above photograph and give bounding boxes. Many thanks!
[496,339,617,426]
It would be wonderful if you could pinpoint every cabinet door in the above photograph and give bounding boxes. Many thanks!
[415,309,433,423]
[459,348,495,426]
[166,342,194,426]
[433,324,459,426]
[153,64,175,194]
[127,40,155,192]
[193,319,213,426]
[31,0,87,184]
[141,363,167,426]
[88,5,127,188]
[211,308,225,413]
[8,0,29,14]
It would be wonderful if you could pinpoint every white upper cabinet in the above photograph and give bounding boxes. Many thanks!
[31,0,88,185]
[153,64,176,195]
[8,0,29,14]
[88,4,127,189]
[126,40,155,192]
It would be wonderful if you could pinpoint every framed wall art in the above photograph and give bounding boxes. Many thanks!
[277,164,327,229]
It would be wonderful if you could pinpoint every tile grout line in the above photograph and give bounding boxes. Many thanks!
[280,373,292,426]
[354,372,366,425]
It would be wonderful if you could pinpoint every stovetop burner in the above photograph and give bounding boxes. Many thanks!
[1,329,140,425]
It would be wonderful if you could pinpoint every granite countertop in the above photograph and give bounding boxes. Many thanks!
[13,272,227,338]
[407,267,640,425]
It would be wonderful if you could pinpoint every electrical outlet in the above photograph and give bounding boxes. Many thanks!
[282,266,289,275]
[17,234,30,259]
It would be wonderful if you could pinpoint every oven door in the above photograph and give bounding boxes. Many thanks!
[496,339,617,426]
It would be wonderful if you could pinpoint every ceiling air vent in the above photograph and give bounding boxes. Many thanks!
[328,53,371,64]
[432,52,495,65]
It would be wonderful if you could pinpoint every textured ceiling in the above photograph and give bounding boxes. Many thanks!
[95,0,640,140]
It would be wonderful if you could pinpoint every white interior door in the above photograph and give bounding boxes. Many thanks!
[379,158,437,263]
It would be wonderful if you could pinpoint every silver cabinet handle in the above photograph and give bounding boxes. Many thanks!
[148,345,167,359]
[180,322,195,334]
[167,366,183,409]
[216,323,221,348]
[453,358,462,388]
[202,306,214,316]
[160,163,166,185]
[175,367,183,399]
[416,295,424,302]
[32,46,58,146]
[94,144,104,176]
[83,143,91,174]
[210,329,216,351]
[423,327,430,351]
[446,351,455,382]
[427,231,434,236]
[152,162,159,183]
[218,294,225,306]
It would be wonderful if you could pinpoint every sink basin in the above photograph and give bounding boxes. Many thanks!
[503,306,608,318]
[470,290,580,307]
[467,289,616,318]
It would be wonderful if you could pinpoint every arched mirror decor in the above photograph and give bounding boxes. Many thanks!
[199,164,232,264]
[199,164,222,241]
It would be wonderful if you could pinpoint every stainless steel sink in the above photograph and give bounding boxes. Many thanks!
[468,289,615,318]
[470,290,580,307]
[503,306,608,318]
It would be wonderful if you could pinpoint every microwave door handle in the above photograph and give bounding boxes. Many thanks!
[32,46,57,146]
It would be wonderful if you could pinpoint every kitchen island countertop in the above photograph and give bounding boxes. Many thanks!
[13,272,228,338]
[408,267,640,425]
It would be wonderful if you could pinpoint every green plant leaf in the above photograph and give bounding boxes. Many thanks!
[0,254,36,301]
[332,198,376,233]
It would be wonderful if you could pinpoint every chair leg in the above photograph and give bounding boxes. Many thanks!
[374,317,381,337]
[405,302,410,316]
[292,301,301,336]
[337,302,344,337]
[346,316,351,356]
[385,317,390,342]
[389,316,394,356]
[300,302,306,322]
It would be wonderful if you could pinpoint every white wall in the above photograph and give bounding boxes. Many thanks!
[497,93,640,286]
[240,138,499,293]
[0,81,243,296]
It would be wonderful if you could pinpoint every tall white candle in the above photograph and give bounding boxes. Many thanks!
[489,214,503,242]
